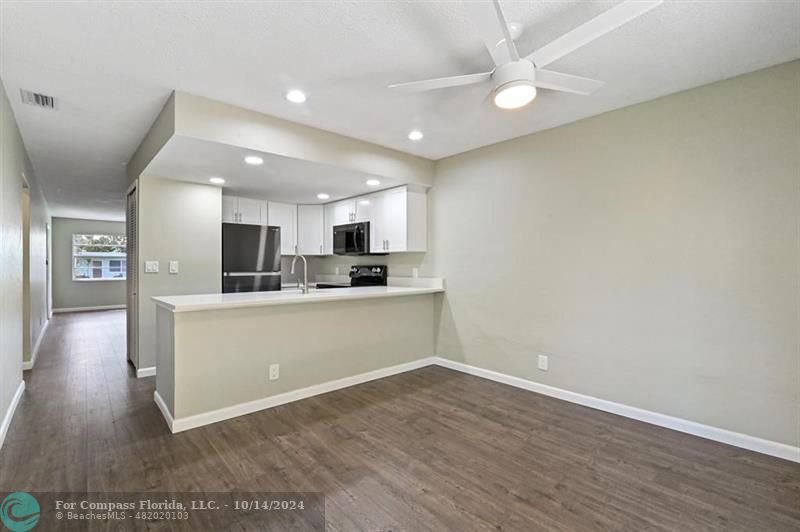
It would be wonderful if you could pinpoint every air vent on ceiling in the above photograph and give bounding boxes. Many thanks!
[20,89,57,110]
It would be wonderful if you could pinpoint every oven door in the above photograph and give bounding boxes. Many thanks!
[333,222,370,255]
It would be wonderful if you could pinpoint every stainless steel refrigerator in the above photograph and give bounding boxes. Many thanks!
[222,223,281,293]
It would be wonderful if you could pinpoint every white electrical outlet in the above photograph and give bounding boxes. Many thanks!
[144,261,159,273]
[335,267,340,275]
[537,354,549,371]
[269,364,280,381]
[169,260,179,274]
[412,267,419,279]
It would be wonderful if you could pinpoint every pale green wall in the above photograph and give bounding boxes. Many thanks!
[52,217,126,310]
[430,61,800,446]
[1,77,50,418]
[163,294,435,419]
[0,79,25,418]
[137,176,222,370]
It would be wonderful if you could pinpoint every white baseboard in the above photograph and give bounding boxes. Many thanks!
[53,304,126,314]
[0,381,25,451]
[136,366,156,378]
[162,357,436,433]
[151,353,799,463]
[154,391,174,432]
[432,357,800,464]
[23,319,49,371]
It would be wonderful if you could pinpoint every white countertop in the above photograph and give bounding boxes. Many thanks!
[152,282,444,313]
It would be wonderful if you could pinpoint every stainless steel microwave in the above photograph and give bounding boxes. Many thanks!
[333,222,370,255]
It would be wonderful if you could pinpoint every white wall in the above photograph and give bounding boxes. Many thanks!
[430,61,800,446]
[137,176,222,370]
[51,217,126,311]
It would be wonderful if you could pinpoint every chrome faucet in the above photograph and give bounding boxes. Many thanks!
[290,254,309,294]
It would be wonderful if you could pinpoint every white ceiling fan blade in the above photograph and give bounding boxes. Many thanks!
[388,71,493,92]
[462,1,513,66]
[533,69,604,95]
[527,0,663,68]
[492,0,520,61]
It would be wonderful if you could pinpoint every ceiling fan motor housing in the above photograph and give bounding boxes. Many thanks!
[493,60,536,91]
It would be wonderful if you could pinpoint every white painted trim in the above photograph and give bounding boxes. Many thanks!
[154,390,174,432]
[431,357,800,464]
[136,366,156,378]
[23,319,49,371]
[0,381,25,451]
[152,352,799,463]
[53,304,126,314]
[164,357,436,433]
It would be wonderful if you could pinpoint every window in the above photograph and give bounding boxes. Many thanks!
[72,233,127,281]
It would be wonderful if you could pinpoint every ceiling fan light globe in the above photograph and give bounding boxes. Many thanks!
[494,82,537,110]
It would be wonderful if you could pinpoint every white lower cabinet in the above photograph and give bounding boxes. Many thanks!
[268,201,298,255]
[297,205,324,255]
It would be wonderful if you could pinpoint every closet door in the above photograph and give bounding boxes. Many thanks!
[125,184,139,368]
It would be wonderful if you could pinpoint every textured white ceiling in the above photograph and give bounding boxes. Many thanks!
[1,1,798,220]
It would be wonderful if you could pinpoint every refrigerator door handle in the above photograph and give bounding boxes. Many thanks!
[223,272,282,277]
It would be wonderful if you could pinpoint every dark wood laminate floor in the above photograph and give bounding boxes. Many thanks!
[1,310,798,531]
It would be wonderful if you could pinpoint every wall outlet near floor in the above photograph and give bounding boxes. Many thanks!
[335,267,340,275]
[412,267,419,279]
[537,354,549,371]
[268,363,280,381]
[144,260,159,273]
[169,260,179,274]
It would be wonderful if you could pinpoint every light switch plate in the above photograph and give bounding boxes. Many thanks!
[169,260,179,274]
[144,261,159,273]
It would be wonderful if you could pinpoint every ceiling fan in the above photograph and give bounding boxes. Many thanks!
[389,0,663,109]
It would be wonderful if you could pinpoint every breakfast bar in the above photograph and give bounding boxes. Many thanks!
[151,279,444,432]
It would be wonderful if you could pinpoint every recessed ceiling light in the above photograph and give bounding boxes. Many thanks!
[494,82,537,110]
[317,193,330,200]
[209,177,225,185]
[366,179,381,186]
[244,155,263,165]
[285,89,307,103]
[408,130,423,141]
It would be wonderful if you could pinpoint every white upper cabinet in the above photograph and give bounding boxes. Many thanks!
[331,199,356,225]
[323,203,335,255]
[221,195,238,223]
[223,195,267,225]
[367,186,426,253]
[354,197,373,223]
[297,205,324,256]
[268,201,298,255]
[225,185,426,256]
[238,197,266,225]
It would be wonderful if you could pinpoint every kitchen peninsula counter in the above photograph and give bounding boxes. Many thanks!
[152,278,444,433]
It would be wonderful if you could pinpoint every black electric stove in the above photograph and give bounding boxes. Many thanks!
[316,265,387,289]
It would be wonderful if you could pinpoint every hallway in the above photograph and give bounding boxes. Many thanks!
[1,311,799,531]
